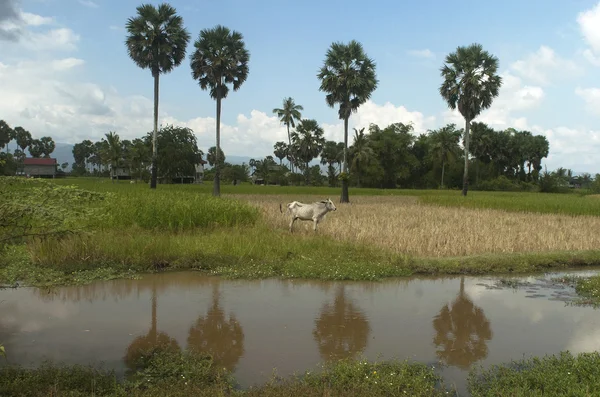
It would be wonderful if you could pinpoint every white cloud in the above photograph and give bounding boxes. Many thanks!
[78,0,99,8]
[510,45,581,85]
[21,12,54,26]
[575,86,600,114]
[51,57,85,71]
[442,71,544,128]
[407,49,435,59]
[577,1,600,62]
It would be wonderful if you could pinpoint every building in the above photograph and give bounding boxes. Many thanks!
[194,158,207,184]
[111,166,131,181]
[22,157,57,178]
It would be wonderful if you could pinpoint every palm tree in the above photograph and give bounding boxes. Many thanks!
[318,40,378,203]
[125,3,190,189]
[291,119,325,185]
[439,43,502,196]
[273,141,288,166]
[104,131,122,183]
[273,97,303,173]
[349,127,374,188]
[429,124,461,188]
[190,25,250,197]
[0,120,13,154]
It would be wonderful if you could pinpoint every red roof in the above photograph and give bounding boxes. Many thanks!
[24,158,57,166]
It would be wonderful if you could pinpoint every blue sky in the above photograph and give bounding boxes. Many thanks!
[2,0,600,172]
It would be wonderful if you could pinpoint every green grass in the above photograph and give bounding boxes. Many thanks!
[5,348,600,396]
[3,176,600,288]
[0,349,450,397]
[55,177,600,217]
[468,351,600,396]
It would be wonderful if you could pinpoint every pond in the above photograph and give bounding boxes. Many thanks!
[1,270,600,395]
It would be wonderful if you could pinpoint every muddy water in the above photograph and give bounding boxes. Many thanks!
[1,270,600,395]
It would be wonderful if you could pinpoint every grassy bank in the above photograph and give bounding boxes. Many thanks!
[0,350,450,397]
[2,348,599,396]
[2,177,600,287]
[468,351,600,396]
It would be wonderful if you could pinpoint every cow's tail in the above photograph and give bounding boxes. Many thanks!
[279,203,283,213]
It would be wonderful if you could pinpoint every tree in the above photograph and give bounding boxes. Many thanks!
[0,120,12,152]
[104,131,122,183]
[429,124,462,188]
[273,141,288,166]
[190,25,250,197]
[273,97,303,172]
[39,136,55,158]
[207,146,226,168]
[348,127,374,188]
[28,139,44,158]
[291,119,325,185]
[143,125,201,182]
[318,40,378,203]
[320,140,342,187]
[14,127,31,155]
[125,3,191,189]
[440,43,502,196]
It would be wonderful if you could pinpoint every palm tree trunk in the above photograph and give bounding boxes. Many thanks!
[441,160,445,188]
[287,124,293,173]
[150,73,159,189]
[356,160,361,188]
[213,93,222,197]
[340,116,350,203]
[462,119,470,196]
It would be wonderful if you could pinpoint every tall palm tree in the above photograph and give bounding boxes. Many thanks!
[318,40,378,203]
[440,43,502,196]
[125,3,190,189]
[190,25,250,197]
[429,124,461,188]
[349,127,374,188]
[273,97,303,173]
[291,119,325,185]
[0,120,13,154]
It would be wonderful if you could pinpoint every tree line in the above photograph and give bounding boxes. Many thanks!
[121,2,569,202]
[0,120,63,175]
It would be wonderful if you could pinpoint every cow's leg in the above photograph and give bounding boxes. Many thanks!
[289,217,297,232]
[313,217,319,232]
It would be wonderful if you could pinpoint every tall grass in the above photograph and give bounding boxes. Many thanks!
[100,189,259,231]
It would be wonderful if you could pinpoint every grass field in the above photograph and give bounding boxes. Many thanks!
[2,176,600,287]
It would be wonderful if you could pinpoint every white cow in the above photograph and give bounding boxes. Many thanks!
[280,198,337,232]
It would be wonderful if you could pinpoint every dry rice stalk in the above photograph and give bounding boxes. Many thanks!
[229,194,600,258]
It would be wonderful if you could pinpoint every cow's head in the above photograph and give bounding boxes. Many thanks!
[321,198,337,211]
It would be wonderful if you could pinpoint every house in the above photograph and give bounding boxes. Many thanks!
[22,157,57,178]
[111,166,131,181]
[194,158,207,184]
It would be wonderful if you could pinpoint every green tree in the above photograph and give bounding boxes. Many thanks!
[273,141,288,166]
[429,124,462,188]
[144,125,201,182]
[190,25,250,197]
[104,131,122,183]
[273,97,303,172]
[125,2,191,189]
[28,139,44,158]
[14,127,31,155]
[39,136,55,158]
[291,119,325,185]
[318,40,378,203]
[0,120,12,153]
[320,140,342,187]
[348,127,374,188]
[207,146,226,168]
[440,43,502,196]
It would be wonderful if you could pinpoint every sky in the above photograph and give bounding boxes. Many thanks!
[1,0,600,173]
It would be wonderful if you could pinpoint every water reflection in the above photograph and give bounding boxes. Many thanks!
[313,284,370,361]
[123,281,180,371]
[432,276,493,369]
[187,279,244,371]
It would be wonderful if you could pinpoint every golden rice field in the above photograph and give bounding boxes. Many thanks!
[233,194,600,258]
